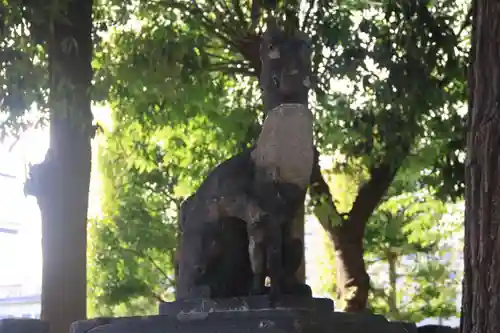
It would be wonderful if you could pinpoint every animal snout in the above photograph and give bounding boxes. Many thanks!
[278,70,305,92]
[194,265,205,275]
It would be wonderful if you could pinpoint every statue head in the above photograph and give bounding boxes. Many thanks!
[259,17,312,111]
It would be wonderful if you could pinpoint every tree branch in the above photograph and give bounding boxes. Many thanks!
[157,0,237,50]
[191,0,242,47]
[301,0,316,32]
[102,222,176,286]
[122,246,175,286]
[150,290,166,303]
[371,285,389,300]
[207,65,254,76]
[230,0,246,27]
[213,0,245,40]
[309,146,344,237]
[348,145,410,240]
[234,33,262,77]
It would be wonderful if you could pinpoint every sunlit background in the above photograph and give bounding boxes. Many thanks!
[0,127,47,319]
[0,112,461,327]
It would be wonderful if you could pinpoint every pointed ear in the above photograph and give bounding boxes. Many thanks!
[263,15,280,41]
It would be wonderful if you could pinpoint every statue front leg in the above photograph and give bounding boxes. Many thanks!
[247,224,267,295]
[265,216,285,299]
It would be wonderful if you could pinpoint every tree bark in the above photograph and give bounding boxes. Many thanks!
[309,148,404,312]
[461,1,500,332]
[24,1,94,332]
[387,251,399,319]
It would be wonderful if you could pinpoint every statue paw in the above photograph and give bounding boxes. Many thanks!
[188,285,212,299]
[269,283,284,301]
[250,285,268,296]
[284,282,312,297]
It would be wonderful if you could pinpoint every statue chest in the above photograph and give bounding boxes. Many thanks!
[251,104,314,189]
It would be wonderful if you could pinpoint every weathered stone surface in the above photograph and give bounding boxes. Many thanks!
[88,311,320,333]
[417,325,458,333]
[389,321,417,333]
[175,145,310,300]
[175,147,261,300]
[251,104,314,190]
[246,19,313,295]
[70,318,113,333]
[327,312,395,333]
[77,297,417,333]
[159,295,333,316]
[84,310,411,333]
[0,319,49,333]
[259,19,312,112]
[248,104,314,295]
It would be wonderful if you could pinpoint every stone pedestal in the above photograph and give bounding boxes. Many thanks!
[70,296,411,333]
[0,319,49,333]
[158,295,333,315]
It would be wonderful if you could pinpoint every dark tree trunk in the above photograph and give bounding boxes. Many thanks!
[461,1,500,333]
[25,1,94,332]
[309,150,403,312]
[308,156,370,311]
[330,217,370,312]
[387,251,399,319]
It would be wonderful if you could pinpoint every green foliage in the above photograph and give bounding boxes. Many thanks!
[87,0,469,315]
[88,123,179,315]
[314,0,468,200]
[87,10,260,311]
[307,161,462,319]
[365,192,462,322]
[0,1,49,138]
[307,165,363,300]
[0,0,468,319]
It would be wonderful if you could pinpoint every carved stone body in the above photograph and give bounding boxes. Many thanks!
[417,325,458,333]
[176,215,253,300]
[175,19,314,300]
[247,18,314,296]
[175,148,259,300]
[175,148,307,300]
[251,104,314,189]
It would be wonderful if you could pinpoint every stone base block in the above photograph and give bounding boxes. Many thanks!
[71,296,412,333]
[0,319,49,333]
[85,311,407,333]
[389,321,417,333]
[159,295,334,315]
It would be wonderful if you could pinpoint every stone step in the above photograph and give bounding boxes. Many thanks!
[0,319,49,333]
[70,298,410,333]
[159,295,334,315]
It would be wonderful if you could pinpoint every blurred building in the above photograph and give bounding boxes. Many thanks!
[0,172,42,319]
[0,285,41,319]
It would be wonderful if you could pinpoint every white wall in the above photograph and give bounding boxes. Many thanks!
[0,296,41,319]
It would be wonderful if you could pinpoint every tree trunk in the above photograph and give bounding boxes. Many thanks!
[461,1,500,332]
[331,220,370,312]
[25,1,94,332]
[387,251,399,319]
[309,156,369,311]
[309,148,404,312]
